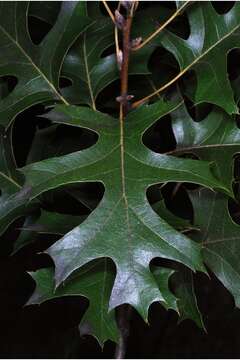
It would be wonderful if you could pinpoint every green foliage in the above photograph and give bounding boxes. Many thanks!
[0,1,91,126]
[190,188,240,307]
[28,259,118,346]
[0,0,240,349]
[160,2,240,114]
[23,98,227,321]
[171,103,240,190]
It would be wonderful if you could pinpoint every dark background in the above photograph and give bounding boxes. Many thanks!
[1,1,240,358]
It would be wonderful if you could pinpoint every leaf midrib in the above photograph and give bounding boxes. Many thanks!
[120,112,147,313]
[204,247,240,285]
[178,22,240,74]
[167,143,240,155]
[83,33,96,110]
[0,171,21,190]
[134,22,240,106]
[202,236,240,245]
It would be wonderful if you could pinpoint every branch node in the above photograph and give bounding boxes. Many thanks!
[131,37,142,50]
[115,9,126,30]
[120,1,132,11]
[116,94,134,103]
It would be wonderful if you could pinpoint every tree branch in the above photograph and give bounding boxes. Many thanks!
[119,7,133,116]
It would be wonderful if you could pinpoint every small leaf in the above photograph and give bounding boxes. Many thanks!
[171,103,240,192]
[190,188,240,308]
[172,269,205,330]
[152,267,178,312]
[133,2,240,113]
[0,131,36,235]
[13,210,86,253]
[164,2,240,113]
[62,4,116,108]
[27,259,119,346]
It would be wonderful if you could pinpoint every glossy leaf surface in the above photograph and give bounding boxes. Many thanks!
[190,189,240,307]
[172,269,205,330]
[170,103,240,191]
[0,132,36,235]
[134,2,240,113]
[23,98,229,320]
[0,1,91,127]
[28,259,119,346]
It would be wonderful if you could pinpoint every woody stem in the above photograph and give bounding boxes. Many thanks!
[120,6,133,117]
[115,3,135,359]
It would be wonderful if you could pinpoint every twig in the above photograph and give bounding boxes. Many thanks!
[119,4,134,116]
[102,0,116,24]
[115,305,132,359]
[115,2,121,65]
